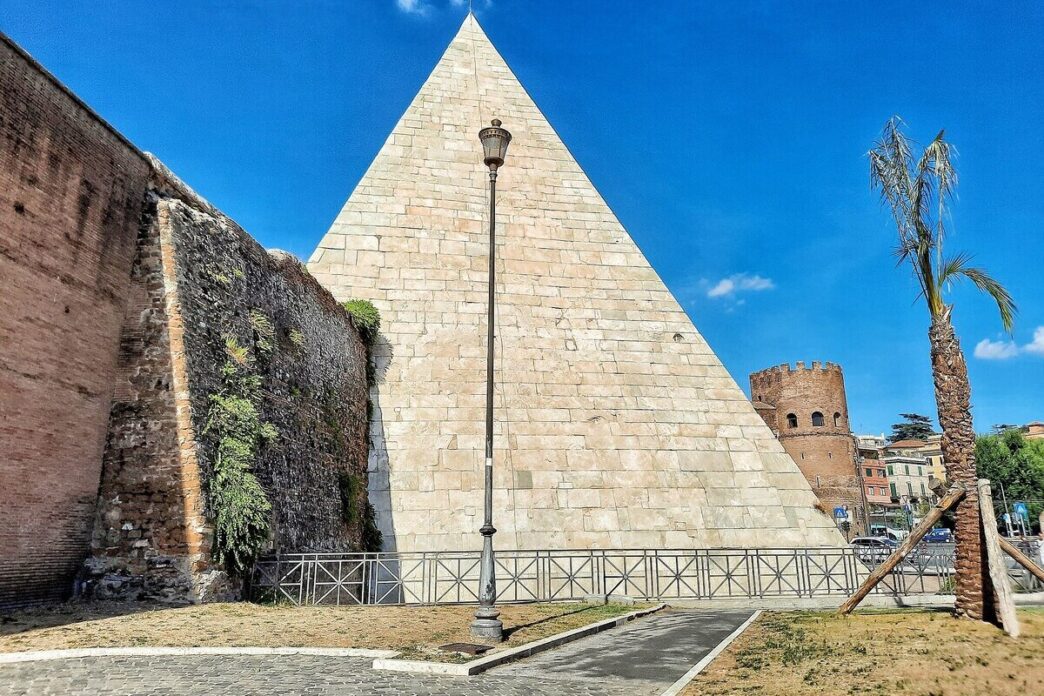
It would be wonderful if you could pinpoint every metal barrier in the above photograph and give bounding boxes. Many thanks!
[249,543,1044,606]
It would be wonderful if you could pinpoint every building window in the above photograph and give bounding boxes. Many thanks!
[880,487,887,496]
[786,413,798,428]
[887,465,893,475]
[907,482,914,497]
[905,465,910,475]
[921,482,927,496]
[834,412,842,427]
[890,482,897,498]
[866,486,873,497]
[865,468,872,477]
[811,411,825,427]
[879,469,885,477]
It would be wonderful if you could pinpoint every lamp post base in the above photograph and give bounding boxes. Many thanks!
[470,606,504,642]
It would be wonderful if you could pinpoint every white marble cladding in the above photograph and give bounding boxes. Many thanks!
[308,14,845,552]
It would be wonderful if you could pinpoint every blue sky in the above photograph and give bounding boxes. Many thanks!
[4,1,1041,435]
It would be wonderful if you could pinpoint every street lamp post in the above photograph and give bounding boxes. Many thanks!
[471,119,511,642]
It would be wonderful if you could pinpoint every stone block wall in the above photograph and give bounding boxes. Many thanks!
[86,195,370,602]
[0,33,151,608]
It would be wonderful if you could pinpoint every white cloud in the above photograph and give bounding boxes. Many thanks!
[974,338,1019,360]
[396,0,429,15]
[973,326,1044,360]
[1025,326,1044,356]
[706,273,775,299]
[399,0,484,14]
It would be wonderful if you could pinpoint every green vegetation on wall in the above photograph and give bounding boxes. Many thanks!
[339,298,383,552]
[337,471,363,525]
[248,309,275,354]
[342,299,380,346]
[205,334,278,575]
[361,502,383,552]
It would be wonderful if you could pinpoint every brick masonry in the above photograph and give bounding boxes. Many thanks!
[308,15,846,552]
[0,31,371,607]
[749,362,865,535]
[0,33,151,608]
[85,195,371,602]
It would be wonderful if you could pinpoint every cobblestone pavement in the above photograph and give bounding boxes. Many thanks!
[0,655,632,695]
[0,609,755,695]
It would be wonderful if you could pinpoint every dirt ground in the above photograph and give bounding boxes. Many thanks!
[0,601,643,660]
[685,607,1044,696]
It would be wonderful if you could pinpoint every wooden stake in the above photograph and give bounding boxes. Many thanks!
[978,480,1019,637]
[837,484,965,616]
[998,536,1044,584]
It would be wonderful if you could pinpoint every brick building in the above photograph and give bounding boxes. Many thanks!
[857,443,891,508]
[750,362,865,536]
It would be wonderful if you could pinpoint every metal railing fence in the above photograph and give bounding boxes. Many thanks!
[248,543,1043,606]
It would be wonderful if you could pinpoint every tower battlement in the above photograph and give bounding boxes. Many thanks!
[751,361,843,380]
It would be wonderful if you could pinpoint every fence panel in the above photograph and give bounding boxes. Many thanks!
[248,543,1044,606]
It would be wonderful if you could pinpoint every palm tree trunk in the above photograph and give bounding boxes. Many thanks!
[929,308,995,621]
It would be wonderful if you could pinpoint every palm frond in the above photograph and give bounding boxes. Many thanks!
[939,253,1017,332]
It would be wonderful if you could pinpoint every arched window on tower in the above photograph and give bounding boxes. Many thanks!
[786,413,798,429]
[811,411,825,427]
[834,412,842,427]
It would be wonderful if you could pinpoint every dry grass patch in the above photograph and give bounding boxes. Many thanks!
[0,601,645,660]
[685,607,1044,696]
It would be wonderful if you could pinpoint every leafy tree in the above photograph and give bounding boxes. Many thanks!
[975,430,1044,535]
[888,413,936,442]
[869,118,1016,621]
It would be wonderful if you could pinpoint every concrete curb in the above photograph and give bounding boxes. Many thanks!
[372,602,667,676]
[658,609,762,696]
[0,646,399,664]
[666,591,1044,611]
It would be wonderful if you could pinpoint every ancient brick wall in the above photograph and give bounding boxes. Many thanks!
[750,362,866,535]
[1,29,371,606]
[87,195,370,601]
[0,33,151,608]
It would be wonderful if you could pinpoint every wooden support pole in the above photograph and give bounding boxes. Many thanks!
[837,484,966,616]
[978,480,1019,637]
[999,536,1044,584]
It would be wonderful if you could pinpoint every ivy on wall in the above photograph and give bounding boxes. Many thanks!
[205,334,278,575]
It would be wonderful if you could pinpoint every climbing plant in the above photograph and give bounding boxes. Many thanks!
[205,334,278,575]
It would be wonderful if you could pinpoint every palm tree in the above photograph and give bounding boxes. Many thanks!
[868,117,1016,621]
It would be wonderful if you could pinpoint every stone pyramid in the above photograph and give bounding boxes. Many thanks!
[308,13,844,551]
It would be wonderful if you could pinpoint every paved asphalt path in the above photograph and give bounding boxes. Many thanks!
[0,609,754,695]
[494,608,755,694]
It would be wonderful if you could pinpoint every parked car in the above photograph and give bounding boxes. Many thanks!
[869,525,908,542]
[923,528,953,543]
[850,536,897,564]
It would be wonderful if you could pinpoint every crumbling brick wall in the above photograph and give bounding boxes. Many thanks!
[86,194,370,602]
[0,33,151,608]
[0,29,372,607]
